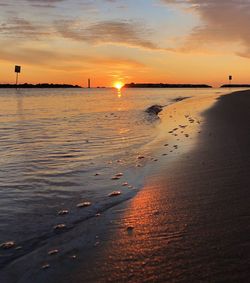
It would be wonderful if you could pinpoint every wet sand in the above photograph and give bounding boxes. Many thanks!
[1,90,250,282]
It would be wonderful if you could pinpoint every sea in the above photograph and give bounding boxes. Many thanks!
[0,87,232,266]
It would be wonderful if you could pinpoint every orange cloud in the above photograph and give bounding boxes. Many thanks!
[162,0,250,57]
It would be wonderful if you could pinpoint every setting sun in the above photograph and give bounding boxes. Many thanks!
[114,82,124,90]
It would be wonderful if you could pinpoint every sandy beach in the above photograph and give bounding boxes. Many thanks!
[1,89,250,283]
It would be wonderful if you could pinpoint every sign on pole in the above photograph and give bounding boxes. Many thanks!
[15,65,21,86]
[15,65,21,73]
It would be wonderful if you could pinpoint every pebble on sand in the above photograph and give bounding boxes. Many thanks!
[15,246,22,250]
[108,191,121,197]
[48,249,59,256]
[58,210,69,216]
[122,182,128,186]
[76,202,91,208]
[1,241,15,249]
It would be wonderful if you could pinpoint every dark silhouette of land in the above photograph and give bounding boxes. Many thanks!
[0,83,82,88]
[124,83,212,88]
[221,84,250,88]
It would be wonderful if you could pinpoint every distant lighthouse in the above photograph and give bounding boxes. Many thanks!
[88,78,91,88]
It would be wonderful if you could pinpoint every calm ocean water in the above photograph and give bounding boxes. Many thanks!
[0,87,231,265]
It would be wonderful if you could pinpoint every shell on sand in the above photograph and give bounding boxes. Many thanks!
[53,224,66,231]
[41,264,50,270]
[48,249,59,255]
[111,176,120,180]
[58,210,69,216]
[76,202,91,208]
[137,155,145,160]
[115,173,123,177]
[108,191,121,197]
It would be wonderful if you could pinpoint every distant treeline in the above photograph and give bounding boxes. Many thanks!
[124,83,212,88]
[0,83,82,88]
[221,84,250,88]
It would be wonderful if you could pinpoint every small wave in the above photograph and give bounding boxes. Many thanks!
[145,105,164,115]
[171,96,191,102]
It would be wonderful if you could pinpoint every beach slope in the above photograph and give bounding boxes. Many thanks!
[63,90,250,282]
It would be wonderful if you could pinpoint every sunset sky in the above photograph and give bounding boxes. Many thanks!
[1,0,250,87]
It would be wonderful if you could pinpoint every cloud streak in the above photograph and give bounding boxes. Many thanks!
[55,20,161,50]
[0,17,53,39]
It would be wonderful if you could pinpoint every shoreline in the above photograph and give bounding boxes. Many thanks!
[1,90,249,282]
